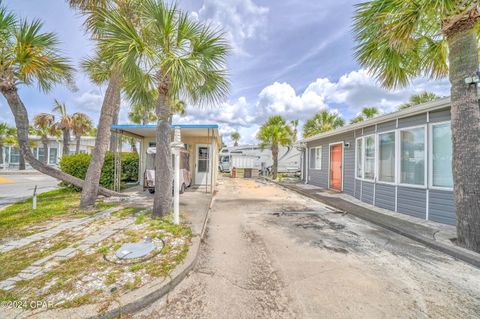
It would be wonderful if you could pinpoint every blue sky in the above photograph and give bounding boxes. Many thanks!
[0,0,451,144]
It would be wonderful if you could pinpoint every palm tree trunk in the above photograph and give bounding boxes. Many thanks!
[109,89,121,151]
[272,144,278,180]
[153,78,172,218]
[131,142,138,154]
[62,128,70,155]
[234,141,238,146]
[75,136,81,154]
[19,151,25,170]
[446,23,480,252]
[42,138,48,164]
[1,85,122,197]
[80,72,122,208]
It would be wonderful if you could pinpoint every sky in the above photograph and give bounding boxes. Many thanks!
[0,0,451,145]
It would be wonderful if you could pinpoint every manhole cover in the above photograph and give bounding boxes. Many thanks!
[116,239,156,260]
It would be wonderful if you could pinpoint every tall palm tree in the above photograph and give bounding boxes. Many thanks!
[0,4,118,197]
[72,112,93,154]
[128,103,157,125]
[303,110,345,138]
[398,91,441,110]
[231,131,241,146]
[257,115,294,180]
[94,0,230,217]
[353,1,480,251]
[33,113,58,164]
[350,106,380,124]
[52,99,74,155]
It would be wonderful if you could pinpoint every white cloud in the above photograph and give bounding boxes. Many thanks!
[194,0,269,55]
[72,91,103,114]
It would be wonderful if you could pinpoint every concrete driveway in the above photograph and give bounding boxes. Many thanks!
[0,173,58,209]
[136,177,480,319]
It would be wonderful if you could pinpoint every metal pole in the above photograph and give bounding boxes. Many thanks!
[206,128,209,193]
[32,185,37,210]
[173,127,181,225]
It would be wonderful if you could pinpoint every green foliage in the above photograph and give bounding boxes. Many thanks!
[303,110,345,138]
[350,107,380,124]
[398,91,441,110]
[59,152,139,190]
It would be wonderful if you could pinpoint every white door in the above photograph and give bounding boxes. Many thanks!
[195,144,211,185]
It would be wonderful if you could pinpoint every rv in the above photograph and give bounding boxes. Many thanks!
[219,145,301,174]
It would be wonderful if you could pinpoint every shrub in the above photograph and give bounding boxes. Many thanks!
[59,152,139,191]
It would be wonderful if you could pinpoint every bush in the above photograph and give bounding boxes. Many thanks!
[60,152,139,191]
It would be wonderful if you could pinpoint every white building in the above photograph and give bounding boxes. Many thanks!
[1,135,97,170]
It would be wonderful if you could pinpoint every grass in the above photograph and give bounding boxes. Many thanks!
[0,188,115,239]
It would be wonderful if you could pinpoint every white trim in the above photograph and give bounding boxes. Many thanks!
[398,124,428,189]
[328,142,344,192]
[301,97,450,142]
[309,146,322,170]
[426,189,429,220]
[376,130,396,185]
[428,121,454,191]
[355,134,375,182]
[305,147,309,184]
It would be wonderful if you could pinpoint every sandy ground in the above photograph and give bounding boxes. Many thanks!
[135,177,480,319]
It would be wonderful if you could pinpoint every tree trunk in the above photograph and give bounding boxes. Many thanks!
[19,151,25,170]
[131,142,138,154]
[75,136,81,154]
[42,138,48,165]
[272,144,278,180]
[142,116,148,125]
[1,86,122,197]
[62,128,70,155]
[80,72,122,208]
[234,141,238,146]
[446,25,480,252]
[109,89,121,151]
[153,78,172,218]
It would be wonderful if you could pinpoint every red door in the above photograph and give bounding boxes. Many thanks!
[330,144,342,191]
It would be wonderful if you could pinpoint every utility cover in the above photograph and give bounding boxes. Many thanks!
[115,240,156,260]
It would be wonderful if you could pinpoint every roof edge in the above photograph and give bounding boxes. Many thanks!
[300,97,451,143]
[112,124,219,129]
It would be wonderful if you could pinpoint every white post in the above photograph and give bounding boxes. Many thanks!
[32,185,37,210]
[172,127,182,225]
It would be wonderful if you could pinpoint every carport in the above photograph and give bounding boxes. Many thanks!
[110,124,221,194]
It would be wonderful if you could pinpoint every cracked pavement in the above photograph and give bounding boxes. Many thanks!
[135,177,480,319]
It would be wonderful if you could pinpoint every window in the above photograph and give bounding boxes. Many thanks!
[378,132,395,183]
[356,138,363,178]
[38,147,45,162]
[49,148,58,164]
[364,135,375,180]
[10,147,20,164]
[400,127,425,186]
[309,147,322,169]
[431,123,453,188]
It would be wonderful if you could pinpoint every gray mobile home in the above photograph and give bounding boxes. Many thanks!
[300,98,456,225]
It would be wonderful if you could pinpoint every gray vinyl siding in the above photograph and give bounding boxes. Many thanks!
[429,108,451,123]
[303,105,456,225]
[361,181,374,204]
[375,184,396,211]
[377,120,396,133]
[397,187,426,219]
[354,179,361,199]
[398,113,427,128]
[429,190,456,225]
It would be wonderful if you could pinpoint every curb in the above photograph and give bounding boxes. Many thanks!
[88,193,216,319]
[274,181,480,269]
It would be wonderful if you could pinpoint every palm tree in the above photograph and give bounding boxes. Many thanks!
[353,1,480,252]
[33,113,58,164]
[350,106,380,124]
[257,115,294,180]
[94,0,230,217]
[52,99,74,155]
[72,112,93,154]
[0,4,118,197]
[398,91,441,110]
[290,119,299,142]
[231,132,241,146]
[303,110,345,138]
[128,103,157,125]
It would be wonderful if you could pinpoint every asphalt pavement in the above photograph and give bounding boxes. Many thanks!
[0,173,59,209]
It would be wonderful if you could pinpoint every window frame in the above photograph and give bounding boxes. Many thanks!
[310,146,322,170]
[376,129,397,185]
[398,124,428,189]
[355,134,376,181]
[428,121,453,191]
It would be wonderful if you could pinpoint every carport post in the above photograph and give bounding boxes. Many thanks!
[172,127,182,225]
